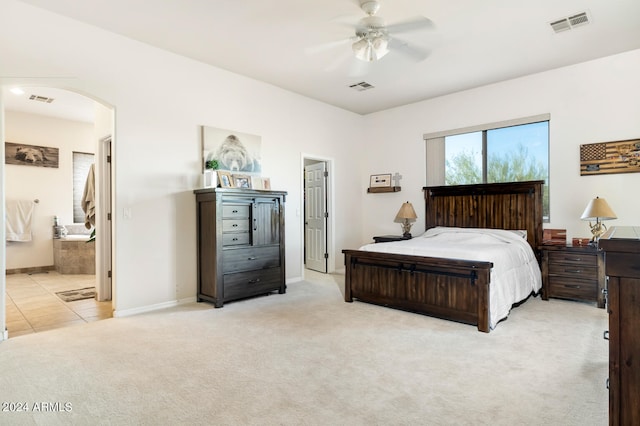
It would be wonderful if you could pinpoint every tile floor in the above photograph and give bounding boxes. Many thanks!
[5,271,112,338]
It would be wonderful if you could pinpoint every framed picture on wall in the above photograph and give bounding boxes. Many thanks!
[370,173,392,188]
[201,126,262,174]
[5,142,59,168]
[580,138,640,176]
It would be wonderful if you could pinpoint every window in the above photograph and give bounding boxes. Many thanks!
[425,116,550,221]
[73,152,95,224]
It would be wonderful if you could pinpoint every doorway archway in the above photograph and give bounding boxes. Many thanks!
[1,85,115,340]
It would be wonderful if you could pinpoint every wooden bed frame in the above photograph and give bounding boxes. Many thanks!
[343,180,544,332]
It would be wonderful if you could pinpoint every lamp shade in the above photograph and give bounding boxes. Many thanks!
[580,197,617,221]
[395,202,417,221]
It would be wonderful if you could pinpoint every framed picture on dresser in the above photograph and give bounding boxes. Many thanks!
[218,171,233,188]
[232,174,251,188]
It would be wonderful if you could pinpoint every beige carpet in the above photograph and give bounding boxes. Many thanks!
[0,271,608,425]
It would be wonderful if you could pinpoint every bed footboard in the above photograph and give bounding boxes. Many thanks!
[343,250,493,332]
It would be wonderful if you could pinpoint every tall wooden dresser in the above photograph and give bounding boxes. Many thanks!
[599,226,640,425]
[194,188,287,307]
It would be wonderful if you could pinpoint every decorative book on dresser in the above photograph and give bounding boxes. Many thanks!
[194,188,287,307]
[599,226,640,426]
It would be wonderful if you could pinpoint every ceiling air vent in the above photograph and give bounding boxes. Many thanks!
[550,19,571,33]
[550,11,590,34]
[349,81,374,92]
[29,94,55,104]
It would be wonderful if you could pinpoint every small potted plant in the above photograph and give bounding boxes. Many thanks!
[205,159,219,170]
[203,159,219,188]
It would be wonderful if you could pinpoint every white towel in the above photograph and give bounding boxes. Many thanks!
[6,200,35,242]
[82,163,96,229]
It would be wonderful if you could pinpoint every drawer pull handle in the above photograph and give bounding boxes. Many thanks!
[565,270,582,273]
[247,257,258,260]
[232,224,238,227]
[564,284,581,289]
[604,330,609,340]
[232,209,239,213]
[232,238,238,241]
[606,378,609,389]
[248,278,261,284]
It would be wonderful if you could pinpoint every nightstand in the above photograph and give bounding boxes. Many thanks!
[373,235,411,243]
[540,244,605,308]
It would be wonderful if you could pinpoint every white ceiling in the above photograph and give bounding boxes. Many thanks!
[4,0,640,120]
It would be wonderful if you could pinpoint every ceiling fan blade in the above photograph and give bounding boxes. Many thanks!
[305,38,353,56]
[324,49,355,73]
[386,16,435,34]
[347,58,371,77]
[388,37,430,62]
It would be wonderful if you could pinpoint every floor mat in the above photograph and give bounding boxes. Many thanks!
[55,287,96,302]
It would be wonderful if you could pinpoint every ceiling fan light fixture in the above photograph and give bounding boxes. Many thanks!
[352,34,389,62]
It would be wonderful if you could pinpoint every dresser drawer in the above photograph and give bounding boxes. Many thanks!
[222,219,249,233]
[547,250,596,265]
[222,204,250,219]
[548,276,597,301]
[548,263,597,280]
[224,268,282,300]
[223,246,280,273]
[222,232,250,246]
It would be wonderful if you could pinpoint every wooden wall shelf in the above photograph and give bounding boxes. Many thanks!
[367,186,401,193]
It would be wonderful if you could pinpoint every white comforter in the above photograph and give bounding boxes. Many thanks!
[358,227,542,329]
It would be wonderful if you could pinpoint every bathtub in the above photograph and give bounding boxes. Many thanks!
[53,229,95,274]
[59,234,92,242]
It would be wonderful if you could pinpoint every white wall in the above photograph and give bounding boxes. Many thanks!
[0,0,364,315]
[361,49,640,245]
[4,111,94,269]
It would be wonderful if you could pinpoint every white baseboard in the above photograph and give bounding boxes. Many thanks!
[286,276,303,284]
[112,297,200,317]
[113,300,179,317]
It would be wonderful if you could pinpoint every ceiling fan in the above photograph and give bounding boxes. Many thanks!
[349,0,434,62]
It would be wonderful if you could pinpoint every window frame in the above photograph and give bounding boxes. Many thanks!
[72,151,95,224]
[424,114,550,221]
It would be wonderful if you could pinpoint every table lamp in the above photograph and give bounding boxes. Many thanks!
[395,201,417,238]
[580,196,616,244]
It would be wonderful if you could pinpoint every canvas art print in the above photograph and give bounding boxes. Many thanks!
[202,126,262,174]
[5,141,59,168]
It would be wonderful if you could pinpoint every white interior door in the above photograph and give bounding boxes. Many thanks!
[304,162,327,273]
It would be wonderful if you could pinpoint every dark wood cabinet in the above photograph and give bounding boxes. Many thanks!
[599,226,640,426]
[540,244,605,308]
[194,188,287,307]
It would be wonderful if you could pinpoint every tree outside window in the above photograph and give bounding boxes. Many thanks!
[445,121,549,220]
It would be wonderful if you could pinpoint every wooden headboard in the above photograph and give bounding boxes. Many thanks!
[422,180,544,252]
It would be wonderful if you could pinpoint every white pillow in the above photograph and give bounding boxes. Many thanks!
[509,230,527,239]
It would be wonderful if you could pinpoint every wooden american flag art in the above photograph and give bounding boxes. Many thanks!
[580,139,640,176]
